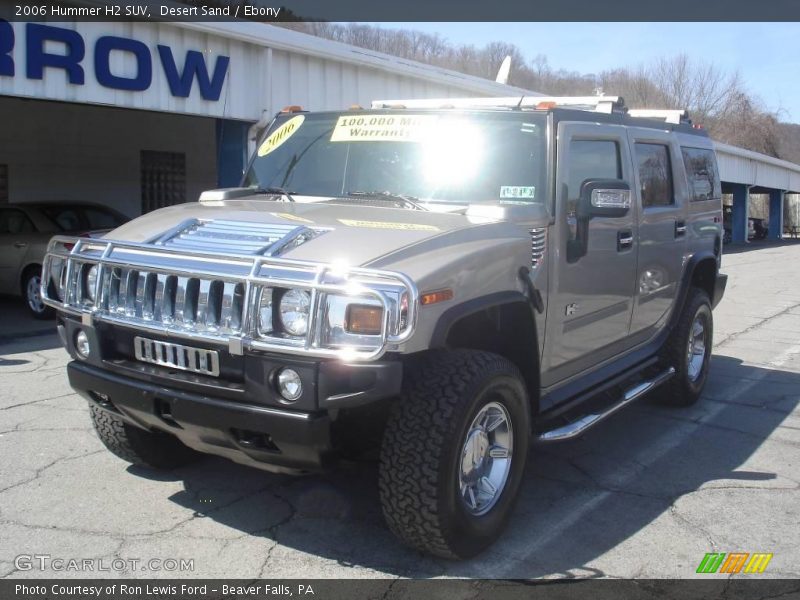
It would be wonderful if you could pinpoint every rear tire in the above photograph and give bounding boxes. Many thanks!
[22,267,54,320]
[90,406,200,469]
[659,287,713,407]
[379,350,530,559]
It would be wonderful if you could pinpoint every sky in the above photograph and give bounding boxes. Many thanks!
[376,22,800,123]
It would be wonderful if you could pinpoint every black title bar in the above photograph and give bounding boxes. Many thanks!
[3,0,800,21]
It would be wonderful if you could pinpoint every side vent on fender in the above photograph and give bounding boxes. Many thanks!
[530,228,546,268]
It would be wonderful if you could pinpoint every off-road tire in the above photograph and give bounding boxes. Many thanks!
[659,287,713,407]
[22,266,54,320]
[90,405,200,469]
[378,350,530,559]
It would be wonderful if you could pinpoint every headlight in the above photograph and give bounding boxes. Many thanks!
[279,289,311,336]
[258,288,274,335]
[84,265,98,303]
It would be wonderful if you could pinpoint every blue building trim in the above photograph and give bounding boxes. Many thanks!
[216,119,251,188]
[731,184,749,244]
[768,189,784,240]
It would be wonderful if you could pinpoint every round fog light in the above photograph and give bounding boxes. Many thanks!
[277,368,302,403]
[75,330,91,360]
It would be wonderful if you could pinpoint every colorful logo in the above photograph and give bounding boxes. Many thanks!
[696,552,773,574]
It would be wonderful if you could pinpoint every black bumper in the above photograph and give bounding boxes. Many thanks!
[70,361,338,472]
[61,316,403,472]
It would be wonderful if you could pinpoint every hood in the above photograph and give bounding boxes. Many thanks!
[105,198,534,270]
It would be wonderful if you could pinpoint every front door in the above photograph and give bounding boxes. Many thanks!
[542,122,638,387]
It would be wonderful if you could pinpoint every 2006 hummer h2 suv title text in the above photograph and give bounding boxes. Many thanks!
[43,95,727,559]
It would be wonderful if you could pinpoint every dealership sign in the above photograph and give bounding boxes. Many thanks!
[0,20,230,101]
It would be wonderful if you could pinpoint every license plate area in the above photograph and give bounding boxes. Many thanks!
[133,336,220,377]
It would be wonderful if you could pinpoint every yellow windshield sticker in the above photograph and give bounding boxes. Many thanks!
[338,219,440,232]
[270,212,314,224]
[331,114,438,143]
[258,115,305,156]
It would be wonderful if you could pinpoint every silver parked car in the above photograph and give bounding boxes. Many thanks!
[42,96,726,558]
[0,203,128,318]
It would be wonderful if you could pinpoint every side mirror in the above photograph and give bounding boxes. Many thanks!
[568,179,631,263]
[577,179,631,219]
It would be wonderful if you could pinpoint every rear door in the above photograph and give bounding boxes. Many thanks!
[542,122,638,386]
[626,128,688,335]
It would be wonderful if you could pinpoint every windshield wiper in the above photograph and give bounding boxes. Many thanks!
[253,186,296,202]
[345,190,428,211]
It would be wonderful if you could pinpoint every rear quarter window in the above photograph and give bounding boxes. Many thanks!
[681,147,720,201]
[82,207,127,229]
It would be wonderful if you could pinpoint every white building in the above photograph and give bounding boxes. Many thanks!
[0,18,531,217]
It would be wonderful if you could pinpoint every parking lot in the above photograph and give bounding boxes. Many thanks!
[1,241,799,580]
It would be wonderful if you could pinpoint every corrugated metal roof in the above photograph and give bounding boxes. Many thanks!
[714,141,800,192]
[176,21,538,99]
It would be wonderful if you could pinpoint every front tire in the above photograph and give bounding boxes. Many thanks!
[379,350,530,559]
[90,406,200,469]
[659,287,713,407]
[22,267,54,320]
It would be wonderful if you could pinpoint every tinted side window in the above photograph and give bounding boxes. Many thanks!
[635,143,674,208]
[568,140,621,203]
[566,140,621,239]
[0,209,35,234]
[41,207,84,231]
[681,147,719,201]
[82,207,127,229]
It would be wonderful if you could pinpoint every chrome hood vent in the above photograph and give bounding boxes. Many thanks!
[153,219,325,256]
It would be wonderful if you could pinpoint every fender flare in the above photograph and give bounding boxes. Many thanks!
[429,290,532,349]
[670,251,721,328]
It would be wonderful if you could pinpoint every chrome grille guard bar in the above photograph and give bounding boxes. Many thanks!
[42,235,419,361]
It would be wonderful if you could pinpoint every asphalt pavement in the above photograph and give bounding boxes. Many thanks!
[1,241,799,579]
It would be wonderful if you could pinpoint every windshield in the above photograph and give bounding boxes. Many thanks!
[244,111,546,206]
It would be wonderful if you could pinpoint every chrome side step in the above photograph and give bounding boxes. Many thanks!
[537,367,676,443]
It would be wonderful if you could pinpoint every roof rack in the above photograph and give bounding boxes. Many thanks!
[368,96,694,126]
[370,95,625,114]
[626,109,691,125]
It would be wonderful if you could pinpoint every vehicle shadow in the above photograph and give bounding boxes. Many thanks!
[0,297,59,346]
[723,237,800,255]
[0,332,62,353]
[140,354,798,578]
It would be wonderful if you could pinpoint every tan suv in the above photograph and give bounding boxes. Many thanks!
[42,96,727,558]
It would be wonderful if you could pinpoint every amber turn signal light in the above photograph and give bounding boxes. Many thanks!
[345,305,383,335]
[420,289,454,306]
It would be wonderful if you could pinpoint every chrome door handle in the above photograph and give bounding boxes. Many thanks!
[617,230,634,251]
[675,220,687,238]
[13,241,27,248]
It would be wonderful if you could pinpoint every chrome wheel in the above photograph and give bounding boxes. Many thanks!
[458,401,513,516]
[686,314,707,382]
[26,274,45,314]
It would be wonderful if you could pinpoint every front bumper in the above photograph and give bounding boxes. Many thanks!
[60,316,403,472]
[70,361,333,472]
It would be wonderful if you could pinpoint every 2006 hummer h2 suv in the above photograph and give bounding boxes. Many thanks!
[42,95,727,559]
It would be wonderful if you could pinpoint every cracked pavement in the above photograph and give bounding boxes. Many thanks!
[1,242,799,579]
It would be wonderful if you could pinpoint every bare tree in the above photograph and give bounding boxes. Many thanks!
[272,23,786,157]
